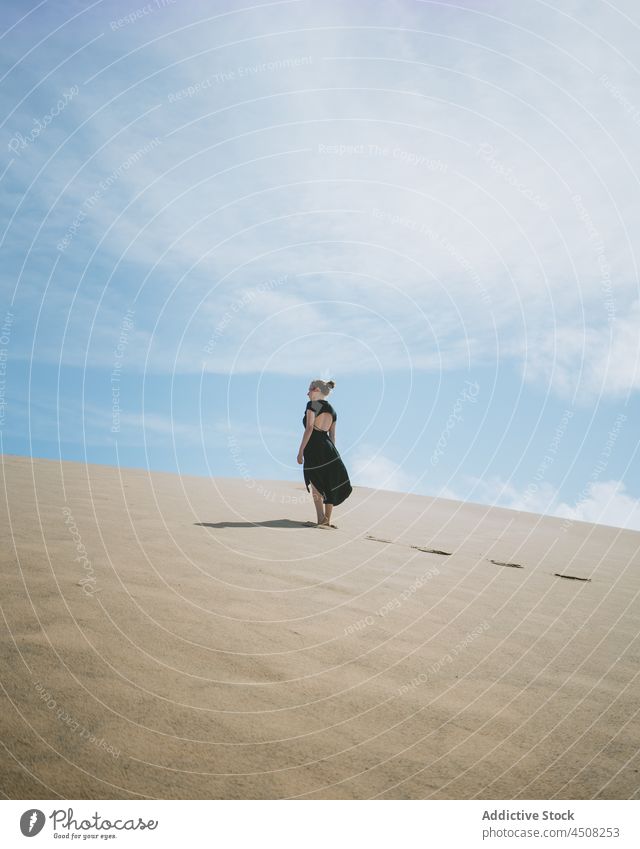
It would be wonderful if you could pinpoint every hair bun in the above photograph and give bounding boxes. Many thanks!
[327,380,335,389]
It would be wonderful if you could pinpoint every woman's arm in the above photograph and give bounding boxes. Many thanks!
[297,410,316,460]
[329,422,336,444]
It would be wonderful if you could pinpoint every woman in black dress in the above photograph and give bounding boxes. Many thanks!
[297,379,352,528]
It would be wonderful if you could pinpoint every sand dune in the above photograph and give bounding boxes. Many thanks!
[1,454,638,799]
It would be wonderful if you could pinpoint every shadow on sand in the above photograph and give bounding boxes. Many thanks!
[195,519,309,529]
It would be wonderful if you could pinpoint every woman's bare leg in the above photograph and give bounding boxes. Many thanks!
[324,503,333,524]
[310,484,325,523]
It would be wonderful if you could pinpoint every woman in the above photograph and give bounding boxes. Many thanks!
[297,379,352,528]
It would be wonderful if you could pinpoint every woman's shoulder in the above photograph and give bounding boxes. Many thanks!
[323,400,337,418]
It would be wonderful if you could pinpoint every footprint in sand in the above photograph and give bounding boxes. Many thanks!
[410,546,452,556]
[489,559,524,569]
[365,535,452,555]
[554,572,591,582]
[366,542,594,582]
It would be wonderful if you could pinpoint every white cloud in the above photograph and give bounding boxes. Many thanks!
[5,0,640,399]
[556,480,640,531]
[442,474,561,516]
[443,474,640,532]
[350,444,415,493]
[525,300,640,399]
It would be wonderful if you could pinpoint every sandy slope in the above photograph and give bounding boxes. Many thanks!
[1,454,638,799]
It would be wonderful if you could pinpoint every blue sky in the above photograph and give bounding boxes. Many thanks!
[1,0,639,529]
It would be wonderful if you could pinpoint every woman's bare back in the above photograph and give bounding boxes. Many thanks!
[313,411,333,431]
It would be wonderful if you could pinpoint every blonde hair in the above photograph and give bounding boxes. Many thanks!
[310,378,335,396]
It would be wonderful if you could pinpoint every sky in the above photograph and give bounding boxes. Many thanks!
[1,0,639,530]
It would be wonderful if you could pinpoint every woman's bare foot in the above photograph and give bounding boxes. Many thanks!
[310,484,326,525]
[317,518,337,529]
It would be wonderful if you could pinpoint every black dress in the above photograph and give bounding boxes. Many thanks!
[302,399,353,506]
